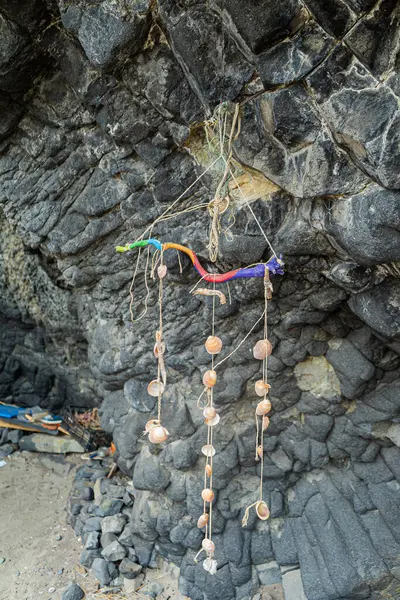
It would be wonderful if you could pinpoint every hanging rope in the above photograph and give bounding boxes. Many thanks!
[207,103,241,262]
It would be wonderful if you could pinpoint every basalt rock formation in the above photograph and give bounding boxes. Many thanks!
[1,1,400,599]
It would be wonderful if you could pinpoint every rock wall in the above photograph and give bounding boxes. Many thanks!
[1,1,400,599]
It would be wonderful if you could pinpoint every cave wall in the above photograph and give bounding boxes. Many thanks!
[1,1,400,599]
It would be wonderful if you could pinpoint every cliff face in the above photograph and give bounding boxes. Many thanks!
[1,1,400,599]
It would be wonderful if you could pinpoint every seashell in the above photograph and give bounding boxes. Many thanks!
[262,416,270,431]
[202,538,215,553]
[255,380,271,397]
[256,399,272,416]
[203,406,217,420]
[203,370,217,388]
[157,264,167,279]
[202,444,216,457]
[203,558,218,574]
[148,379,164,397]
[205,336,223,355]
[205,464,212,477]
[144,419,159,433]
[205,414,220,427]
[253,339,272,360]
[255,500,270,520]
[201,488,215,503]
[153,341,166,358]
[148,426,169,444]
[197,513,209,529]
[256,445,263,458]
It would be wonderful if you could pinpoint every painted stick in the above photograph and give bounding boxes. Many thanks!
[116,239,284,282]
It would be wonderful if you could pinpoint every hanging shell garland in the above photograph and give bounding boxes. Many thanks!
[205,335,223,355]
[254,379,271,397]
[256,500,270,520]
[203,369,217,388]
[147,380,165,397]
[201,488,215,502]
[253,339,272,360]
[256,399,272,416]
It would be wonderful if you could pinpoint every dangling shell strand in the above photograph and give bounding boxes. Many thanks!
[242,267,272,527]
[197,277,220,574]
[144,250,169,444]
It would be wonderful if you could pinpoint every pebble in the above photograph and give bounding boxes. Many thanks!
[0,558,6,564]
[55,535,63,541]
[48,587,56,593]
[57,568,64,576]
[61,582,85,600]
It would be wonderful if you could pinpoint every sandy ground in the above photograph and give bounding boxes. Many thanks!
[0,450,187,600]
[0,451,99,600]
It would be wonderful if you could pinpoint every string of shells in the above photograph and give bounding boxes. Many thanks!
[197,335,222,574]
[243,270,273,526]
[144,262,169,445]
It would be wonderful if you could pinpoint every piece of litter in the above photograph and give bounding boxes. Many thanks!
[48,587,56,593]
[0,558,5,564]
[0,461,7,468]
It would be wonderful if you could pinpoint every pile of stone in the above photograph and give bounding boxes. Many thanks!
[0,428,86,458]
[0,428,22,460]
[68,461,148,592]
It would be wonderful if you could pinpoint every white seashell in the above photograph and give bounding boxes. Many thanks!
[203,558,218,574]
[157,264,167,279]
[202,488,215,503]
[255,380,271,397]
[203,370,217,388]
[256,399,272,416]
[147,380,164,397]
[197,513,209,529]
[256,500,270,520]
[205,414,220,427]
[203,406,217,420]
[262,416,270,431]
[205,336,223,355]
[202,538,215,553]
[201,444,216,457]
[148,426,169,444]
[144,419,159,433]
[253,339,272,360]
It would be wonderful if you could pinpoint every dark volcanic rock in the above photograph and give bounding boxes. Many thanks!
[60,0,152,69]
[61,583,85,600]
[258,20,334,86]
[236,85,369,198]
[158,1,254,110]
[1,2,400,600]
[348,280,400,343]
[91,558,119,587]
